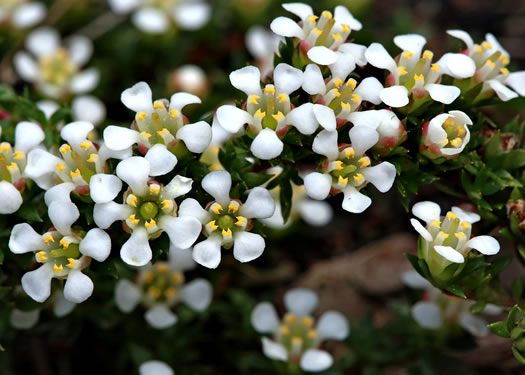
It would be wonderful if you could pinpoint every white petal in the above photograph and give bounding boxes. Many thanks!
[361,162,396,193]
[132,7,169,34]
[274,63,303,95]
[93,201,133,229]
[159,216,202,249]
[434,245,465,263]
[316,311,349,340]
[251,302,279,333]
[12,3,46,28]
[338,43,367,67]
[334,5,362,30]
[116,156,150,196]
[216,105,252,133]
[181,279,212,311]
[24,148,62,180]
[286,103,318,135]
[240,187,275,219]
[178,198,209,223]
[410,218,433,242]
[401,270,432,289]
[67,35,92,66]
[229,65,262,96]
[60,121,94,150]
[250,129,284,160]
[80,228,111,261]
[172,2,210,30]
[449,110,473,125]
[14,121,44,153]
[329,49,356,80]
[121,228,152,266]
[89,174,122,204]
[365,43,397,72]
[69,68,99,94]
[412,201,441,223]
[261,337,288,361]
[300,349,334,372]
[163,175,193,200]
[485,33,509,58]
[299,199,333,226]
[192,235,222,269]
[312,104,336,131]
[380,86,409,107]
[355,77,383,105]
[246,26,281,60]
[0,181,23,214]
[394,34,426,56]
[342,186,372,213]
[270,16,304,39]
[427,114,448,144]
[121,81,153,113]
[103,125,140,151]
[446,29,474,51]
[53,291,76,317]
[139,361,174,375]
[233,231,265,263]
[349,125,379,156]
[307,46,337,65]
[26,27,59,57]
[201,170,231,205]
[22,264,54,303]
[44,183,74,206]
[304,172,331,200]
[144,144,177,176]
[177,121,212,153]
[114,279,141,313]
[438,53,476,79]
[98,143,133,163]
[145,305,177,329]
[284,288,318,315]
[505,71,525,96]
[168,245,197,271]
[412,301,442,329]
[459,312,489,337]
[302,64,326,96]
[108,0,139,13]
[282,2,313,20]
[466,236,500,255]
[211,116,232,145]
[37,100,59,119]
[451,206,480,223]
[487,80,518,102]
[10,309,39,329]
[63,270,93,303]
[71,95,106,125]
[169,92,201,111]
[426,84,460,105]
[312,129,338,160]
[9,223,45,254]
[14,52,38,82]
[48,201,79,235]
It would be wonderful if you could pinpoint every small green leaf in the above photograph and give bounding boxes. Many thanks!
[512,346,525,365]
[444,284,466,298]
[487,321,510,338]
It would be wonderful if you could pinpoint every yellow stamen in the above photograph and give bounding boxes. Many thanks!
[264,86,275,94]
[212,204,223,214]
[137,112,147,121]
[14,151,23,160]
[165,288,176,298]
[128,214,139,225]
[272,111,284,120]
[334,160,343,170]
[228,202,239,212]
[148,287,160,298]
[332,33,342,40]
[169,109,177,119]
[482,41,492,50]
[321,11,332,19]
[149,185,160,194]
[162,200,171,210]
[341,102,351,110]
[53,264,64,273]
[444,119,455,127]
[438,231,449,239]
[59,238,70,248]
[0,144,11,152]
[43,234,54,244]
[7,162,17,171]
[56,162,65,172]
[333,78,343,87]
[338,176,348,185]
[38,251,47,262]
[285,314,296,324]
[172,271,182,283]
[250,95,260,104]
[140,131,151,138]
[87,153,96,163]
[455,232,466,239]
[307,329,317,339]
[255,109,266,119]
[207,220,218,231]
[403,51,413,59]
[145,219,156,229]
[157,263,169,273]
[450,138,462,148]
[221,228,232,238]
[461,221,470,229]
[70,169,81,178]
[345,149,355,158]
[346,78,357,89]
[341,24,350,33]
[312,27,322,36]
[423,51,434,59]
[353,173,364,183]
[80,141,91,150]
[456,126,465,136]
[235,216,246,226]
[67,258,75,269]
[500,67,509,75]
[153,102,164,109]
[277,93,288,103]
[292,337,303,345]
[499,55,509,66]
[60,144,71,154]
[281,325,290,335]
[398,66,408,75]
[446,212,457,220]
[431,220,440,228]
[157,128,169,136]
[352,94,360,103]
[431,63,440,72]
[414,74,424,81]
[128,195,137,207]
[486,60,496,69]
[359,157,370,167]
[143,271,153,283]
[302,316,313,327]
[309,15,318,24]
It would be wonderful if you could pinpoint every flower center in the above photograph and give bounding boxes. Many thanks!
[134,100,184,149]
[204,200,248,247]
[56,141,102,190]
[38,48,78,86]
[303,11,350,51]
[140,201,159,220]
[141,262,185,306]
[441,117,468,149]
[393,50,440,90]
[38,231,84,276]
[425,212,472,252]
[0,142,24,184]
[327,147,370,190]
[247,85,291,131]
[276,313,318,357]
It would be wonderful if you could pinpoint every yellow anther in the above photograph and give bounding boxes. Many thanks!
[87,153,96,163]
[7,162,17,171]
[169,109,177,119]
[149,185,160,194]
[143,271,153,283]
[140,131,151,138]
[312,27,322,36]
[414,74,424,81]
[341,102,351,110]
[43,234,54,244]
[157,263,169,273]
[351,94,360,103]
[235,216,246,226]
[332,33,342,40]
[281,325,290,335]
[148,286,160,298]
[228,202,239,212]
[321,11,332,19]
[456,125,465,136]
[285,314,297,324]
[338,176,348,185]
[334,160,343,170]
[302,316,313,327]
[450,138,462,148]
[60,144,71,154]
[221,228,232,238]
[499,55,509,66]
[444,118,455,127]
[80,141,91,150]
[432,220,440,228]
[272,111,284,120]
[250,95,260,104]
[264,85,276,94]
[443,138,449,146]
[153,102,164,109]
[461,221,470,229]
[14,151,23,160]
[162,200,171,210]
[431,63,440,72]
[398,66,408,75]
[292,337,303,345]
[307,329,317,339]
[0,144,11,152]
[423,51,434,59]
[70,169,81,178]
[309,15,319,23]
[164,288,176,298]
[53,264,64,273]
[38,251,47,262]
[353,173,364,183]
[59,238,70,248]
[333,78,343,87]
[157,128,169,136]
[455,232,466,239]
[500,67,509,75]
[127,195,137,207]
[403,51,413,59]
[67,258,75,269]
[359,157,370,167]
[342,24,350,33]
[207,220,218,231]
[446,212,457,220]
[486,60,496,69]
[482,41,492,49]
[137,112,147,121]
[277,93,288,103]
[212,204,223,214]
[346,78,357,89]
[56,162,65,172]
[255,109,266,119]
[145,219,156,229]
[438,231,449,239]
[128,214,139,225]
[172,271,182,283]
[345,149,355,158]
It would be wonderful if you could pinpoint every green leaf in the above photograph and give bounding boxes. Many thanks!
[507,305,523,332]
[444,284,466,298]
[512,346,525,365]
[0,84,16,103]
[513,277,523,302]
[49,107,70,126]
[502,150,525,171]
[487,321,510,338]
[16,200,42,223]
[470,302,486,314]
[242,172,272,188]
[279,178,292,223]
[484,130,501,159]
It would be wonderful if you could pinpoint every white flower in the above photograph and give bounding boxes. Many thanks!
[139,360,174,375]
[365,34,469,108]
[93,156,201,266]
[115,248,212,329]
[270,3,361,65]
[410,201,500,281]
[420,110,472,159]
[14,27,99,99]
[0,0,46,29]
[38,95,106,126]
[444,30,525,101]
[170,64,209,97]
[304,126,397,214]
[108,0,210,34]
[179,170,275,268]
[246,26,283,77]
[9,200,111,303]
[0,121,45,214]
[251,288,349,372]
[25,121,130,192]
[104,81,211,155]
